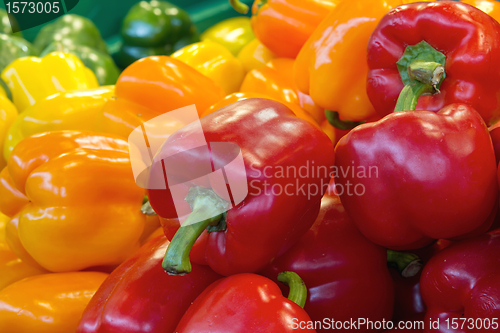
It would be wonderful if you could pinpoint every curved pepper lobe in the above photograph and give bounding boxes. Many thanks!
[334,103,498,249]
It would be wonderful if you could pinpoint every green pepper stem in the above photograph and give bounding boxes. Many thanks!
[277,271,307,308]
[325,110,365,130]
[408,61,444,87]
[162,187,228,275]
[387,249,423,278]
[229,0,249,14]
[394,60,445,112]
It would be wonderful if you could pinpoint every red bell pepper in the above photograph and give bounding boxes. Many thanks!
[335,101,498,249]
[489,121,500,165]
[174,271,316,332]
[366,1,500,126]
[420,230,500,332]
[390,240,452,323]
[148,98,334,276]
[76,236,222,333]
[261,188,426,332]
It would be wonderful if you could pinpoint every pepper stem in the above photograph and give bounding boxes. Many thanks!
[277,271,307,308]
[229,0,249,14]
[387,249,423,278]
[325,110,365,130]
[162,187,229,275]
[394,60,445,112]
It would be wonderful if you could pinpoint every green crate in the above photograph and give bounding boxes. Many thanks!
[0,0,253,46]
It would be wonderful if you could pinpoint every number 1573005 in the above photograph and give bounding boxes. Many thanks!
[6,1,60,14]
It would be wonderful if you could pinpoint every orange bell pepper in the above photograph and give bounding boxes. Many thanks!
[240,58,325,124]
[245,0,339,59]
[202,92,319,129]
[0,272,108,333]
[96,56,225,139]
[0,131,145,272]
[294,0,435,123]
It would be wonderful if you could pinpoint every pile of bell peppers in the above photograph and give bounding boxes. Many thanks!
[1,0,500,332]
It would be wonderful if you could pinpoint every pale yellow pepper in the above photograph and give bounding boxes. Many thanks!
[0,90,17,170]
[237,39,277,72]
[201,17,255,56]
[171,41,245,95]
[1,52,99,112]
[3,86,114,161]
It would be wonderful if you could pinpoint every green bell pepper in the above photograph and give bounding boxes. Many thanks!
[40,43,120,86]
[0,33,38,74]
[33,14,121,85]
[116,0,199,68]
[0,8,21,36]
[34,14,108,54]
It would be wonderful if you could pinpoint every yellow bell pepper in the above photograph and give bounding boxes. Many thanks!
[1,52,99,113]
[0,272,108,333]
[201,17,255,56]
[0,213,46,291]
[171,41,245,95]
[3,86,114,161]
[237,39,277,72]
[0,90,17,170]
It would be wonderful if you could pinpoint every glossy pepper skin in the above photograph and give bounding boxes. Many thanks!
[41,43,120,86]
[250,0,339,59]
[175,272,316,333]
[201,17,255,57]
[97,56,224,139]
[0,272,108,333]
[116,0,199,68]
[240,58,325,124]
[0,33,38,74]
[149,98,334,276]
[420,230,500,332]
[0,87,17,169]
[33,14,118,86]
[0,131,145,272]
[294,0,430,122]
[202,92,319,129]
[171,41,245,95]
[334,103,498,250]
[34,14,108,55]
[77,236,222,333]
[367,1,500,126]
[1,52,99,112]
[261,193,394,333]
[0,213,46,291]
[237,38,276,72]
[3,86,114,161]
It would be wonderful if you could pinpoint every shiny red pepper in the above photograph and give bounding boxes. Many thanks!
[420,230,500,332]
[260,192,395,333]
[367,1,500,126]
[148,98,334,276]
[175,271,316,332]
[76,235,222,333]
[335,103,498,250]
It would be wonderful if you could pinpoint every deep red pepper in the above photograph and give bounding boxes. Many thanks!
[367,1,500,126]
[420,230,500,332]
[334,103,498,250]
[174,272,316,332]
[390,240,452,323]
[260,192,395,332]
[489,121,500,165]
[76,236,222,333]
[148,98,334,276]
